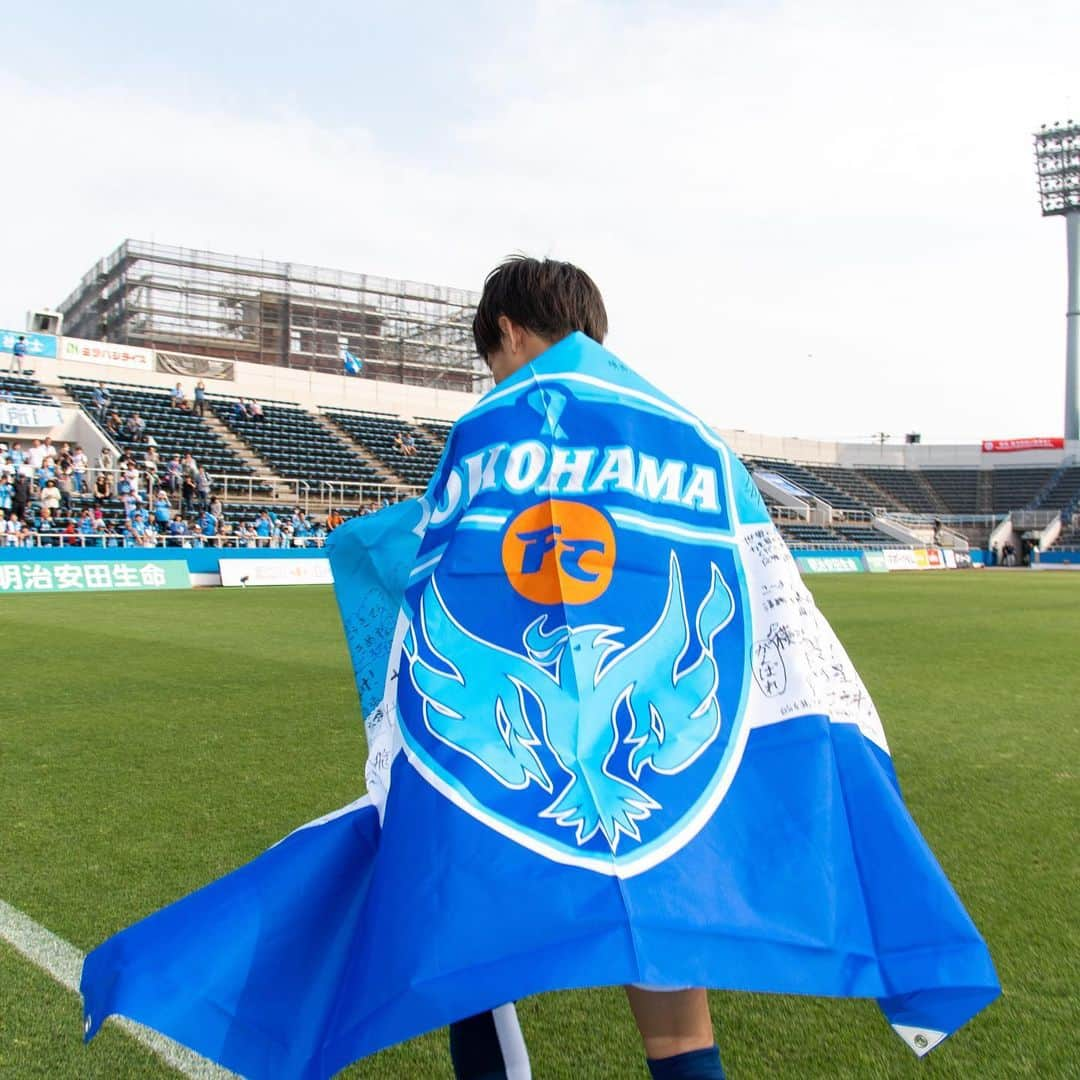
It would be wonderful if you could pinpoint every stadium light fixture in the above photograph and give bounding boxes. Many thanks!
[1034,121,1080,441]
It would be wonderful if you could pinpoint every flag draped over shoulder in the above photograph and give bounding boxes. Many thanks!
[80,333,999,1079]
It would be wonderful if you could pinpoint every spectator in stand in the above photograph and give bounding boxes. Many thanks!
[194,380,207,417]
[401,431,417,456]
[327,507,344,531]
[122,464,141,498]
[27,439,46,470]
[4,511,21,546]
[0,475,12,514]
[195,467,212,511]
[237,521,257,548]
[42,436,58,462]
[77,509,96,544]
[36,507,57,546]
[232,398,249,422]
[39,478,62,517]
[181,472,197,516]
[9,441,24,468]
[12,472,31,520]
[72,445,89,493]
[181,452,198,479]
[35,458,56,495]
[171,383,189,410]
[57,442,73,473]
[292,511,311,547]
[105,411,122,436]
[8,334,27,374]
[97,445,115,474]
[163,454,182,493]
[92,382,111,419]
[144,443,161,484]
[93,470,113,505]
[125,412,147,441]
[254,510,272,546]
[249,399,265,421]
[199,506,218,546]
[208,495,224,525]
[55,467,74,517]
[154,491,173,531]
[312,519,328,547]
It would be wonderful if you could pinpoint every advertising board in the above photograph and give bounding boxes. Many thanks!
[0,560,190,594]
[62,336,155,373]
[884,548,919,571]
[981,437,1064,453]
[219,557,333,587]
[0,403,63,431]
[795,555,864,574]
[1,328,57,360]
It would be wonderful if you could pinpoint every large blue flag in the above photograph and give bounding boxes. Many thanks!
[81,332,999,1077]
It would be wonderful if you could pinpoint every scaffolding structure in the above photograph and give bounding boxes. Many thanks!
[58,240,487,392]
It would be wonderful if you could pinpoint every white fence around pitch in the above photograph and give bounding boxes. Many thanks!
[4,531,332,550]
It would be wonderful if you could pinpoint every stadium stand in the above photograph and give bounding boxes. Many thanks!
[776,523,845,545]
[832,524,893,546]
[1030,465,1080,511]
[989,467,1057,513]
[210,397,386,493]
[919,469,980,514]
[853,468,941,514]
[804,464,908,513]
[742,457,870,513]
[64,379,266,487]
[8,353,1078,559]
[322,408,445,489]
[1,373,59,405]
[1052,523,1080,549]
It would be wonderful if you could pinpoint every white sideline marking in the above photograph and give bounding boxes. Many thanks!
[0,898,236,1079]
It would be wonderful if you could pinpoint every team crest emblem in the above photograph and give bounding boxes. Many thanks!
[395,379,752,874]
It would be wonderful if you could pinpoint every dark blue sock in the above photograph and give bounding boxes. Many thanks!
[647,1044,725,1080]
[449,1011,507,1080]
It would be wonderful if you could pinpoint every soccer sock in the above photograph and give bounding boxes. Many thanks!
[646,1044,725,1080]
[449,1004,531,1080]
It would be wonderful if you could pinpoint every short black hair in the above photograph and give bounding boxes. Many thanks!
[473,256,608,359]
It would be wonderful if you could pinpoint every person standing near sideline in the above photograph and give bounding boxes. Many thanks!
[448,257,725,1080]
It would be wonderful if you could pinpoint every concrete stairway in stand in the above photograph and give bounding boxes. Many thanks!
[315,412,408,488]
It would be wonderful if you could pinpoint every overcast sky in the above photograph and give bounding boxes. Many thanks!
[2,1,1076,443]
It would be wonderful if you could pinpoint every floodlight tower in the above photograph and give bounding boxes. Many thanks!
[1034,121,1080,441]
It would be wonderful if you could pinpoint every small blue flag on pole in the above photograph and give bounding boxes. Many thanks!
[343,349,363,375]
[80,332,999,1079]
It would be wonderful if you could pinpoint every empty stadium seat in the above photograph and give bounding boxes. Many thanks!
[323,408,446,488]
[211,398,386,495]
[63,379,268,491]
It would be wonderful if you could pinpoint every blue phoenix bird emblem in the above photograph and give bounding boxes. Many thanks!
[403,553,735,850]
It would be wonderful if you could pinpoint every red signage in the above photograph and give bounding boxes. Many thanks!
[980,437,1065,453]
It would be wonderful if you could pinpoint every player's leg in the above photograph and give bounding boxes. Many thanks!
[625,987,725,1079]
[449,1004,531,1080]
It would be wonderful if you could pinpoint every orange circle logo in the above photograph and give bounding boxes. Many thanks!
[501,500,616,606]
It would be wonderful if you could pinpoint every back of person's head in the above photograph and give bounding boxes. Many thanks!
[472,256,608,359]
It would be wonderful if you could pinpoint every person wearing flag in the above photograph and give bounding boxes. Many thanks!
[343,347,363,376]
[80,258,998,1080]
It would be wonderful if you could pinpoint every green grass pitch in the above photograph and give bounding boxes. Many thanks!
[1,574,1077,1078]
